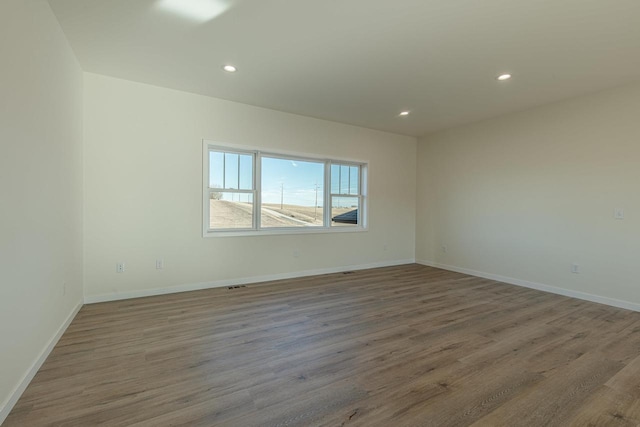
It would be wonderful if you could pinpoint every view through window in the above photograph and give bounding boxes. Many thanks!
[260,156,325,228]
[205,144,366,234]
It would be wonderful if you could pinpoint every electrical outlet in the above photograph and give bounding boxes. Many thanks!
[293,250,300,258]
[116,262,125,273]
[383,244,388,251]
[156,259,164,270]
[571,263,580,274]
[63,282,67,296]
[441,246,447,253]
[614,208,624,220]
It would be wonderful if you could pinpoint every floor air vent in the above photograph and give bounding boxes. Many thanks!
[227,285,247,290]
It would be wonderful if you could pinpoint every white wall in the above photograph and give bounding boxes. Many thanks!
[0,0,84,421]
[83,73,417,300]
[417,81,640,307]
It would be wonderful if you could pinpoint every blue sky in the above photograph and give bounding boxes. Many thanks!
[261,157,324,206]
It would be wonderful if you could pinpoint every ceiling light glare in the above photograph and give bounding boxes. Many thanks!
[496,73,512,81]
[399,111,410,116]
[223,65,237,73]
[157,0,231,22]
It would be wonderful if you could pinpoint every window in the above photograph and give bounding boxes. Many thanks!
[331,163,361,227]
[207,150,255,229]
[260,156,325,228]
[203,142,367,235]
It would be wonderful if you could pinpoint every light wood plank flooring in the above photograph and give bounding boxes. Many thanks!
[6,264,640,426]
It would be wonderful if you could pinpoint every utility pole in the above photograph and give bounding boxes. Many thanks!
[280,183,284,210]
[314,182,319,221]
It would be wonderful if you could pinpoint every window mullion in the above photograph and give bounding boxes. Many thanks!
[324,161,331,227]
[360,166,365,227]
[222,152,226,189]
[255,152,261,230]
[211,189,253,193]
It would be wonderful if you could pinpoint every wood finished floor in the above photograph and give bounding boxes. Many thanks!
[6,264,640,426]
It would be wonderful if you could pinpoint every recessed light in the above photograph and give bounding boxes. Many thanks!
[222,65,237,73]
[399,111,410,116]
[496,73,512,81]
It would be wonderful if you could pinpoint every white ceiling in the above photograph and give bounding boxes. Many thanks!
[48,0,640,137]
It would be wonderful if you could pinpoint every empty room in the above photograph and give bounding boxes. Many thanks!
[2,0,640,425]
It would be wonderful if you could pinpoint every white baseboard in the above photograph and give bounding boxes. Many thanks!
[84,259,416,304]
[0,302,83,425]
[417,259,640,312]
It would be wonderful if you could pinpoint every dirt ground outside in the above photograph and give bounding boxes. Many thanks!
[209,200,355,229]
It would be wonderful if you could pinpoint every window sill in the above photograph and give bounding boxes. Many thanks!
[203,226,368,238]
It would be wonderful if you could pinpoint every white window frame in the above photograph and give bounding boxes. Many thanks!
[202,140,368,237]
